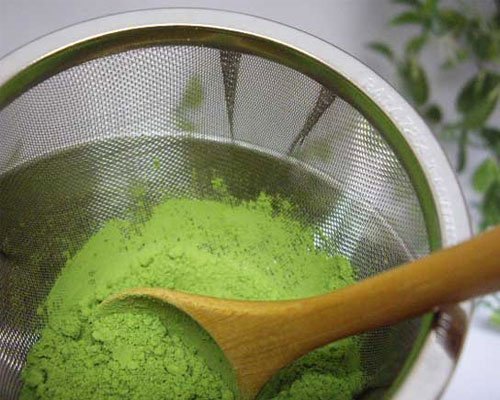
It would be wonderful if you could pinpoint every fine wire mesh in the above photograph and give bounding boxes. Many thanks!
[0,43,430,399]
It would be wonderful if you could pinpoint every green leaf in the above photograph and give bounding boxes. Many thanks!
[398,58,429,105]
[423,103,442,123]
[474,33,498,61]
[405,35,428,55]
[456,72,500,129]
[463,97,499,130]
[466,24,500,62]
[457,73,486,112]
[392,0,421,5]
[480,182,500,229]
[422,0,438,14]
[438,8,468,34]
[473,158,498,192]
[391,11,423,26]
[457,129,468,172]
[367,42,394,60]
[480,127,500,156]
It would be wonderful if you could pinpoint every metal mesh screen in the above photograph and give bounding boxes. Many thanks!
[0,44,430,399]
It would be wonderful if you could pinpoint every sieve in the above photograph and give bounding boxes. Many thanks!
[0,9,471,400]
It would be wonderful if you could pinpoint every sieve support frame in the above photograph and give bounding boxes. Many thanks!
[0,9,472,400]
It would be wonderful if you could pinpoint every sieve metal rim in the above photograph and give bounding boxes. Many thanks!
[0,9,472,400]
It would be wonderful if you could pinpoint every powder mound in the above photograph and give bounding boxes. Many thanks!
[23,312,230,400]
[21,191,365,400]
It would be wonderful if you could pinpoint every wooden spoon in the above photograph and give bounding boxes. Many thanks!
[103,226,500,399]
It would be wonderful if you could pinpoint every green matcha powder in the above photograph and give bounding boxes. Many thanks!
[21,187,365,399]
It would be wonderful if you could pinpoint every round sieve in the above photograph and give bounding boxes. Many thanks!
[0,9,471,400]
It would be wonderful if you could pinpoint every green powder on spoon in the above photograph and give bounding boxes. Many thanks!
[20,184,365,399]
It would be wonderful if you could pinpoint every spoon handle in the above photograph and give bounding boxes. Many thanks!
[289,226,500,347]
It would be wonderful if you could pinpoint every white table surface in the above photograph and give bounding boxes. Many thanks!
[1,1,499,399]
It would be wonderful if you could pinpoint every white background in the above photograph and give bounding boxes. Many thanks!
[1,0,499,399]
